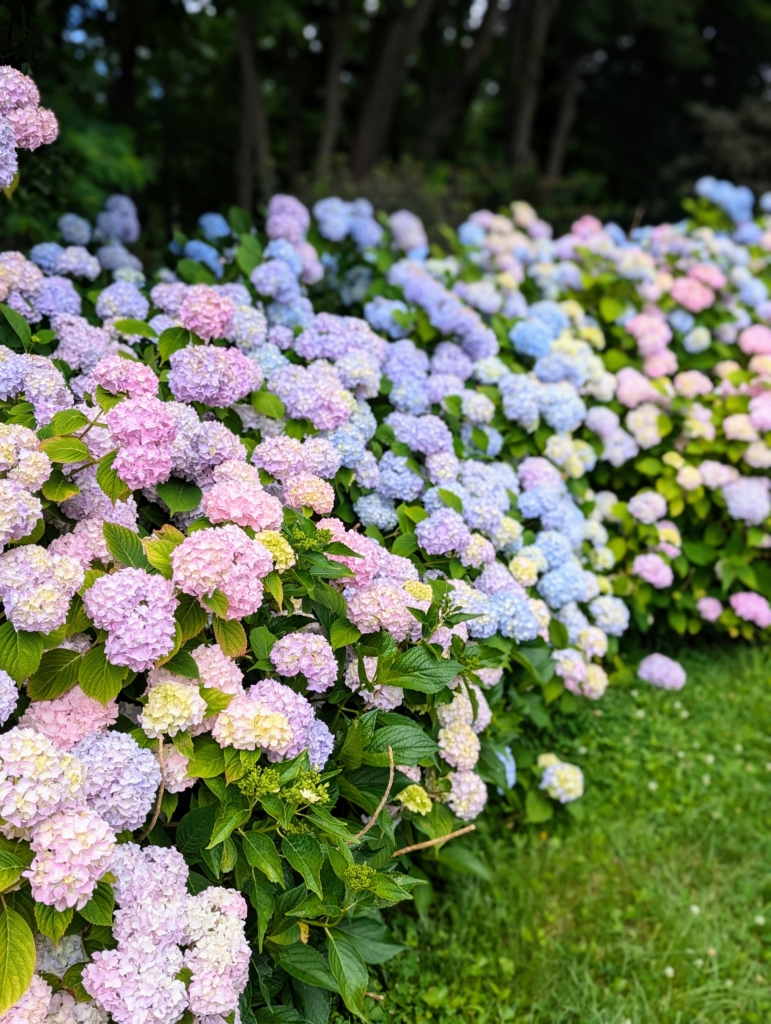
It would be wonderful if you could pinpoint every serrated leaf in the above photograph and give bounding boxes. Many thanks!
[143,537,177,578]
[250,625,277,661]
[112,319,158,339]
[277,946,338,993]
[364,723,438,766]
[0,906,35,1014]
[326,931,367,1019]
[282,834,323,898]
[158,327,192,363]
[103,522,149,569]
[379,647,460,693]
[156,478,203,515]
[26,648,82,701]
[177,804,218,858]
[175,594,208,643]
[0,838,33,893]
[0,622,43,683]
[79,881,114,926]
[94,385,124,412]
[78,645,128,704]
[49,409,89,435]
[39,437,90,463]
[200,686,233,714]
[242,831,285,886]
[262,571,283,608]
[34,903,73,945]
[213,617,247,658]
[207,806,251,849]
[164,650,200,679]
[186,736,226,779]
[251,388,285,420]
[41,468,81,502]
[329,619,361,651]
[203,589,229,617]
[95,450,131,503]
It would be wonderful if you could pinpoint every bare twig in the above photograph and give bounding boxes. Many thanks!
[365,993,385,1001]
[391,824,476,858]
[352,746,394,841]
[139,737,165,842]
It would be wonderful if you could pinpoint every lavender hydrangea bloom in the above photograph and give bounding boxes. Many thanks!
[73,731,161,831]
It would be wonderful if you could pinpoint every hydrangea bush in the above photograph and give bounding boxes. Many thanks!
[0,62,770,1024]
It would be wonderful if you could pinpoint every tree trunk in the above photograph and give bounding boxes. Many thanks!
[508,0,560,169]
[286,42,302,188]
[418,0,501,159]
[109,0,141,123]
[545,54,583,181]
[350,0,437,180]
[316,0,351,177]
[235,10,275,209]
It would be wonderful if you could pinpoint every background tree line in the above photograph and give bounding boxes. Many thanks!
[3,0,771,247]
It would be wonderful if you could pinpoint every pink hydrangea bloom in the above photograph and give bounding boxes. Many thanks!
[171,525,272,619]
[252,435,341,480]
[674,370,712,398]
[616,367,667,408]
[739,324,771,355]
[688,263,726,289]
[0,67,41,112]
[91,354,158,397]
[25,807,116,911]
[347,581,422,642]
[0,727,84,834]
[6,104,58,150]
[626,313,672,354]
[202,464,283,531]
[19,685,118,750]
[643,349,677,378]
[192,643,243,693]
[749,392,771,432]
[269,362,354,430]
[730,591,771,627]
[282,472,335,514]
[0,975,51,1024]
[83,568,178,671]
[632,552,673,589]
[177,285,234,341]
[317,516,380,587]
[637,653,686,690]
[696,596,723,622]
[446,770,487,821]
[670,276,714,312]
[270,632,338,693]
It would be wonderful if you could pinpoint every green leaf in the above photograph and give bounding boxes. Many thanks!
[380,647,461,693]
[61,962,89,1002]
[391,533,417,557]
[548,620,569,648]
[112,319,158,339]
[50,409,89,435]
[329,618,361,651]
[177,804,218,858]
[0,838,33,893]
[95,450,131,503]
[143,538,177,579]
[250,625,277,661]
[364,724,438,766]
[204,589,230,618]
[0,303,31,350]
[0,622,43,683]
[34,903,73,945]
[263,571,283,608]
[337,919,406,964]
[438,489,463,513]
[326,930,367,1019]
[158,327,192,363]
[103,522,150,569]
[94,385,124,412]
[41,467,81,502]
[175,594,208,643]
[242,831,285,886]
[599,296,625,322]
[200,686,233,715]
[156,478,203,515]
[164,650,200,679]
[186,736,226,779]
[0,906,35,1014]
[26,648,81,701]
[78,645,128,704]
[251,388,286,420]
[213,617,247,658]
[282,834,323,898]
[634,457,663,476]
[207,806,251,849]
[177,258,215,285]
[79,881,114,926]
[525,790,554,824]
[682,541,718,566]
[278,946,338,993]
[39,437,90,463]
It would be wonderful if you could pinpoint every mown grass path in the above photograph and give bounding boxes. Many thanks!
[367,646,771,1024]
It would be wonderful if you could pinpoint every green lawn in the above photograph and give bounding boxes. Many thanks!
[368,645,771,1024]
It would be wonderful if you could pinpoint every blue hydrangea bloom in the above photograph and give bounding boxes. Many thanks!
[491,592,540,641]
[509,319,554,359]
[198,212,231,240]
[183,239,223,279]
[29,242,63,275]
[377,451,424,501]
[534,530,574,569]
[354,494,398,532]
[537,560,587,609]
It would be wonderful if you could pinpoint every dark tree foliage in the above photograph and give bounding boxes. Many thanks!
[3,0,771,248]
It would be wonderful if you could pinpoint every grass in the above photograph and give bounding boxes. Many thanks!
[367,645,771,1024]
